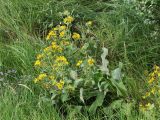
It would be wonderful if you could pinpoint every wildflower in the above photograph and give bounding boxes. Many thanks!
[146,103,154,110]
[148,77,155,84]
[158,72,160,77]
[60,40,70,46]
[34,60,41,66]
[142,92,150,99]
[34,78,38,83]
[139,103,146,112]
[88,58,95,66]
[59,31,65,37]
[36,54,44,59]
[38,73,47,80]
[151,87,156,94]
[76,60,82,67]
[49,75,55,81]
[60,25,67,31]
[154,65,160,71]
[51,42,63,52]
[34,73,47,83]
[86,21,93,26]
[149,72,156,78]
[46,30,56,40]
[55,80,64,90]
[72,32,80,40]
[63,16,74,24]
[55,56,69,65]
[44,46,51,53]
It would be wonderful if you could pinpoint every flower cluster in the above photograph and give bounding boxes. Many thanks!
[33,13,95,93]
[33,12,125,110]
[139,65,160,111]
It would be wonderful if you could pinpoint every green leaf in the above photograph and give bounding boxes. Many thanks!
[100,47,110,75]
[70,70,78,80]
[61,92,69,103]
[111,79,127,96]
[74,78,83,88]
[111,62,123,81]
[80,88,85,103]
[89,92,105,113]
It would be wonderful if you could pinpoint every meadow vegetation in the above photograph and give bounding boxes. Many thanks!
[0,0,160,119]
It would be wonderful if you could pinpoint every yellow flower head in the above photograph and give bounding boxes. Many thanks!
[60,25,67,31]
[34,60,41,66]
[88,58,95,66]
[72,32,80,40]
[38,73,47,80]
[55,56,69,65]
[148,77,155,84]
[86,21,93,26]
[44,46,52,53]
[34,78,38,83]
[59,31,65,37]
[46,30,57,40]
[76,60,83,67]
[55,80,64,90]
[36,54,44,59]
[142,92,150,99]
[63,16,74,24]
[34,73,47,83]
[151,87,156,94]
[51,42,63,52]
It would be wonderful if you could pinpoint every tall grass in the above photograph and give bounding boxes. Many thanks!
[0,0,160,119]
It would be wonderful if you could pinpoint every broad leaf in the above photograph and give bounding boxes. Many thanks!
[89,92,105,113]
[100,47,109,75]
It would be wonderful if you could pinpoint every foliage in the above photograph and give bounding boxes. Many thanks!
[33,12,127,113]
[139,65,160,112]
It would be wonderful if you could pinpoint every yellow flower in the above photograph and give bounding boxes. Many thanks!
[36,54,44,59]
[53,27,58,31]
[149,72,156,78]
[88,58,95,66]
[34,73,47,83]
[142,92,150,99]
[34,60,41,66]
[60,80,64,85]
[38,73,47,80]
[86,21,93,26]
[76,60,82,67]
[44,46,51,53]
[34,78,38,83]
[151,87,156,94]
[139,103,146,112]
[55,80,64,90]
[154,65,160,71]
[60,25,67,31]
[59,31,65,37]
[46,30,56,40]
[55,56,69,65]
[158,72,160,77]
[72,32,80,40]
[148,77,155,84]
[49,75,55,81]
[63,16,74,24]
[51,42,63,52]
